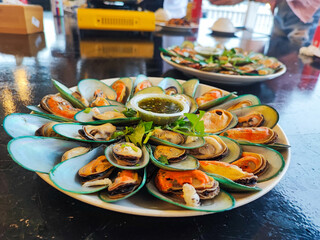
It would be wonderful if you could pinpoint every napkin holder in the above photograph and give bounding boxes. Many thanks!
[0,4,43,34]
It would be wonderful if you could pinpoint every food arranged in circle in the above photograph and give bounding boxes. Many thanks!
[4,75,290,215]
[160,42,286,79]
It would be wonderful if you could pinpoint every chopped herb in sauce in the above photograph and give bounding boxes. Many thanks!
[138,98,182,114]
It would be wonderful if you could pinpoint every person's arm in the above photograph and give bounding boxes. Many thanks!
[286,0,320,23]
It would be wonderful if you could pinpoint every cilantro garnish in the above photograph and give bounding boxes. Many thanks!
[126,121,153,147]
[167,111,207,137]
[111,126,134,139]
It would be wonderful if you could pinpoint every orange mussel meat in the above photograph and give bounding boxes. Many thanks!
[202,109,233,133]
[155,169,213,193]
[42,94,80,119]
[227,100,253,111]
[232,152,268,176]
[196,88,223,106]
[112,80,127,103]
[134,80,152,94]
[236,112,264,128]
[220,127,277,144]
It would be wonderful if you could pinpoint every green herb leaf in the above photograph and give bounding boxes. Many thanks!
[121,143,138,152]
[122,108,137,117]
[158,155,169,165]
[143,121,153,132]
[143,131,153,144]
[84,108,91,113]
[127,123,145,147]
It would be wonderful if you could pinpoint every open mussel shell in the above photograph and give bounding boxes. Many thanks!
[27,105,74,122]
[111,77,133,104]
[52,123,119,143]
[147,145,199,171]
[181,79,199,98]
[78,79,117,103]
[133,86,164,96]
[209,94,261,111]
[196,90,236,111]
[133,74,153,94]
[7,136,90,173]
[105,144,150,170]
[158,77,183,95]
[149,135,205,149]
[172,94,198,113]
[74,105,140,125]
[206,136,242,163]
[3,113,55,138]
[106,100,125,106]
[199,161,260,192]
[205,173,261,192]
[49,146,109,194]
[52,79,86,109]
[232,105,279,129]
[146,177,235,212]
[203,110,238,135]
[99,168,147,203]
[238,144,285,182]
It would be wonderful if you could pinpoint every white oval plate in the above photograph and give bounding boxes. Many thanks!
[34,77,290,217]
[161,53,287,85]
[156,22,199,32]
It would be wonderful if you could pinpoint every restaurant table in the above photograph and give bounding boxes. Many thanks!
[0,12,319,240]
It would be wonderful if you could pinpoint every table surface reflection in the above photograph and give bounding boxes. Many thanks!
[0,12,319,240]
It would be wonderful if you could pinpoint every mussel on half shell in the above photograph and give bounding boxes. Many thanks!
[188,135,228,160]
[202,109,234,133]
[61,146,91,162]
[112,142,142,166]
[154,145,187,163]
[79,123,117,141]
[232,152,268,176]
[92,111,126,121]
[40,94,80,119]
[236,112,264,128]
[220,127,278,144]
[200,161,258,187]
[155,169,220,200]
[35,122,61,137]
[107,170,141,199]
[78,155,115,185]
[152,129,185,145]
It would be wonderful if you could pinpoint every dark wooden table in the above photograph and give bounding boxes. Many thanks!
[0,12,319,240]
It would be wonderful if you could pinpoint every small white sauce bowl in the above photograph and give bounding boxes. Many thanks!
[129,93,189,125]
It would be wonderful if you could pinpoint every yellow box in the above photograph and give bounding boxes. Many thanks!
[0,4,43,34]
[77,8,155,32]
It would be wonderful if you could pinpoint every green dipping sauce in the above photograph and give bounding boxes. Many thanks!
[138,97,182,114]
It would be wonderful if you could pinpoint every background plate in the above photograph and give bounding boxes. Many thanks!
[156,22,198,32]
[35,77,290,217]
[161,53,287,85]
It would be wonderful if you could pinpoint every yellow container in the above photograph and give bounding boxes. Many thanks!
[80,40,154,59]
[77,8,155,32]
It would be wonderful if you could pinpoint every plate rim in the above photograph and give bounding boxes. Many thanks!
[28,77,289,217]
[156,22,199,31]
